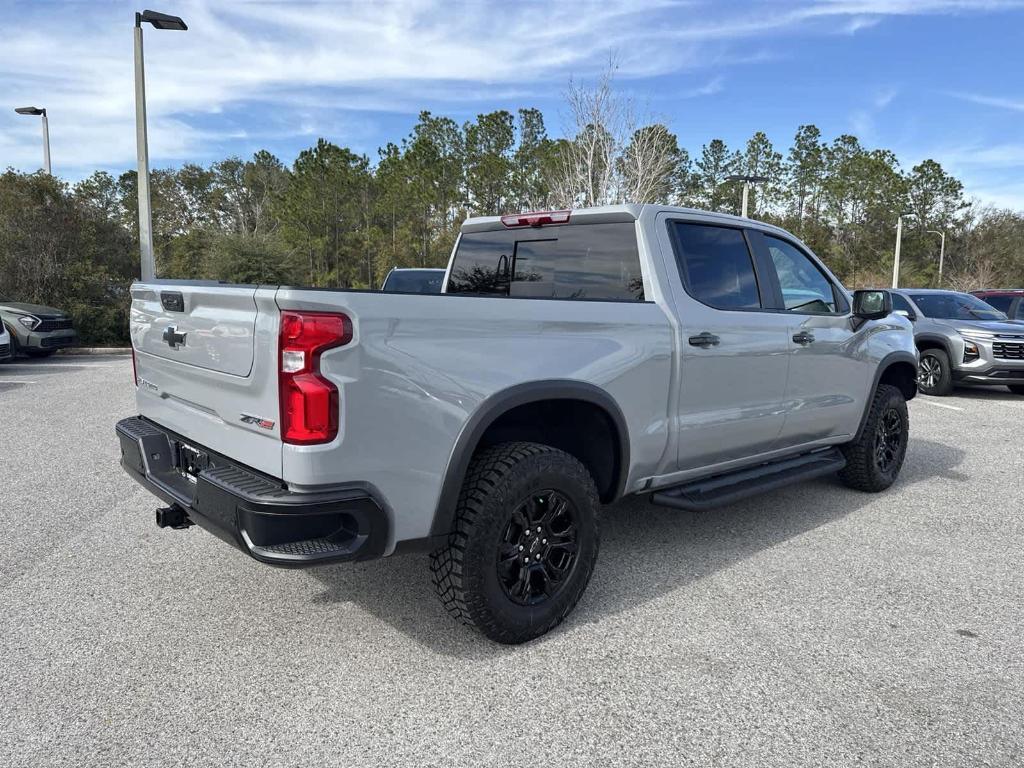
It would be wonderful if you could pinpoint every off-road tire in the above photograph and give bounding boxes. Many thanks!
[838,384,909,493]
[1008,385,1024,396]
[917,348,953,396]
[430,442,600,644]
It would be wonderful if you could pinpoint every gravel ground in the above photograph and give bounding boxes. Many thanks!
[1,355,1022,767]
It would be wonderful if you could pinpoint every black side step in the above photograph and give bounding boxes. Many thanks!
[650,448,846,512]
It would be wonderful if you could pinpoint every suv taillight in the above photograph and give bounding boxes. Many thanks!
[278,311,352,445]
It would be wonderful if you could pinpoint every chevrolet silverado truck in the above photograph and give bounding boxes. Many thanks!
[117,205,917,644]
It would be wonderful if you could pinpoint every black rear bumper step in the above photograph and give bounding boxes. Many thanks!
[116,416,389,567]
[651,447,846,511]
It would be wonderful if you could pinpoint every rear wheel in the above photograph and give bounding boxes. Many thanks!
[430,442,600,644]
[1008,385,1024,396]
[839,384,909,492]
[917,348,953,396]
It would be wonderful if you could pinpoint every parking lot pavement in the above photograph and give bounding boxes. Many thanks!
[1,356,1022,767]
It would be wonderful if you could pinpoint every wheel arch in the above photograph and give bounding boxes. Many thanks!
[915,333,953,357]
[853,351,918,442]
[429,380,630,538]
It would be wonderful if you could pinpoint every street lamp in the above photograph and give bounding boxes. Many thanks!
[725,174,769,218]
[14,106,51,175]
[891,212,915,289]
[134,9,188,282]
[926,229,946,287]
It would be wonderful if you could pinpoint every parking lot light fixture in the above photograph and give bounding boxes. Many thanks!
[14,106,51,175]
[134,9,188,282]
[891,212,914,289]
[926,229,946,287]
[725,174,769,218]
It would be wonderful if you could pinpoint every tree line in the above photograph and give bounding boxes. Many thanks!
[1,76,1022,345]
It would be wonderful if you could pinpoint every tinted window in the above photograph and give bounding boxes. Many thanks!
[382,270,444,293]
[671,223,760,310]
[907,292,1007,321]
[892,293,915,315]
[447,223,644,301]
[765,236,838,313]
[981,295,1013,313]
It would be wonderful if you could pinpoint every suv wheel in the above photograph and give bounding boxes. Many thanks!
[839,384,909,492]
[430,442,600,644]
[1008,385,1024,396]
[917,348,953,396]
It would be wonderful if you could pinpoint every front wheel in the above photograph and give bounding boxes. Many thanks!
[430,442,600,644]
[839,384,909,493]
[917,348,953,396]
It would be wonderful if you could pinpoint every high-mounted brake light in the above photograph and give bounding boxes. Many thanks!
[278,311,352,445]
[500,210,571,228]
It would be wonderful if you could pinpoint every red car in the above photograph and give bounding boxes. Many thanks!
[971,290,1024,321]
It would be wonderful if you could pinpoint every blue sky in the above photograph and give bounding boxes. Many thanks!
[3,0,1024,207]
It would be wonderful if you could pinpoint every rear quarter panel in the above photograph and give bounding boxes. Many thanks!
[274,289,675,549]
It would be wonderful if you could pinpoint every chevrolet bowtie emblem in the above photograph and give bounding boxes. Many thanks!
[162,325,187,349]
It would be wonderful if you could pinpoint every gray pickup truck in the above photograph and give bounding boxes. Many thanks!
[117,205,917,643]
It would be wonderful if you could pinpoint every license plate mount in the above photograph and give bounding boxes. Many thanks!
[176,442,209,483]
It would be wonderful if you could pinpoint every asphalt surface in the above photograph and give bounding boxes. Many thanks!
[1,354,1022,767]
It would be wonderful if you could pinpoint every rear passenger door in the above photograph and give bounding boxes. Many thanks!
[660,217,793,471]
[750,232,867,445]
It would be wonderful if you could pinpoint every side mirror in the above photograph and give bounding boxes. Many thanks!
[852,289,892,326]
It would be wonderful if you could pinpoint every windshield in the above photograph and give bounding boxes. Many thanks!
[381,270,445,294]
[908,292,1007,321]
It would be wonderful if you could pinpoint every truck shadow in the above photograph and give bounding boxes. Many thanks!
[307,438,966,659]
[948,386,1023,403]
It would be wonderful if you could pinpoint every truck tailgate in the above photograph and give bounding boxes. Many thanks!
[130,283,283,478]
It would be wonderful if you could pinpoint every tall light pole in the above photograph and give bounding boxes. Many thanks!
[725,174,769,218]
[134,9,188,282]
[14,106,51,175]
[926,229,946,287]
[891,213,914,289]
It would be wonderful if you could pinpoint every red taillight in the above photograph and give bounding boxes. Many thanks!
[278,311,352,445]
[500,210,571,228]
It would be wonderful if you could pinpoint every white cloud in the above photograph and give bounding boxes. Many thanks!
[946,91,1024,113]
[1,0,1022,181]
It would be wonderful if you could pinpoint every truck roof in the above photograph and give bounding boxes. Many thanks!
[460,204,795,238]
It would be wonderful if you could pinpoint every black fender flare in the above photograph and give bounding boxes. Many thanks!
[853,350,919,442]
[428,380,631,538]
[914,333,954,358]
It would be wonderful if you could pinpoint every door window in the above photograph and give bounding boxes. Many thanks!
[892,293,916,315]
[670,223,761,310]
[765,236,840,314]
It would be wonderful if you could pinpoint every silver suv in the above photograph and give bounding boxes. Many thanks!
[891,289,1024,396]
[117,205,918,643]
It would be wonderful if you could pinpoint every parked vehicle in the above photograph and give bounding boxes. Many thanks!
[0,321,12,362]
[890,289,1024,396]
[117,205,917,644]
[971,289,1024,321]
[380,267,446,293]
[0,297,78,357]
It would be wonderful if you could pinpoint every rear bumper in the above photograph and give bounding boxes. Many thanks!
[116,416,389,567]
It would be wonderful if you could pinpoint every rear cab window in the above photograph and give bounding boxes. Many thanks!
[446,223,645,301]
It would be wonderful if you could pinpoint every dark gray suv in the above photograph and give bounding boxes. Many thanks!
[0,297,78,357]
[890,289,1024,396]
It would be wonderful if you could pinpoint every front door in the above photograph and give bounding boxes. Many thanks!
[750,232,868,445]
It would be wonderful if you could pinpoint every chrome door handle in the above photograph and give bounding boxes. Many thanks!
[688,332,721,348]
[792,331,815,345]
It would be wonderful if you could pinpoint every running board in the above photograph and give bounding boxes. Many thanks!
[650,448,846,512]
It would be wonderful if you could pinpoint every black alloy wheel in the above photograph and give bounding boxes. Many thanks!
[497,489,579,606]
